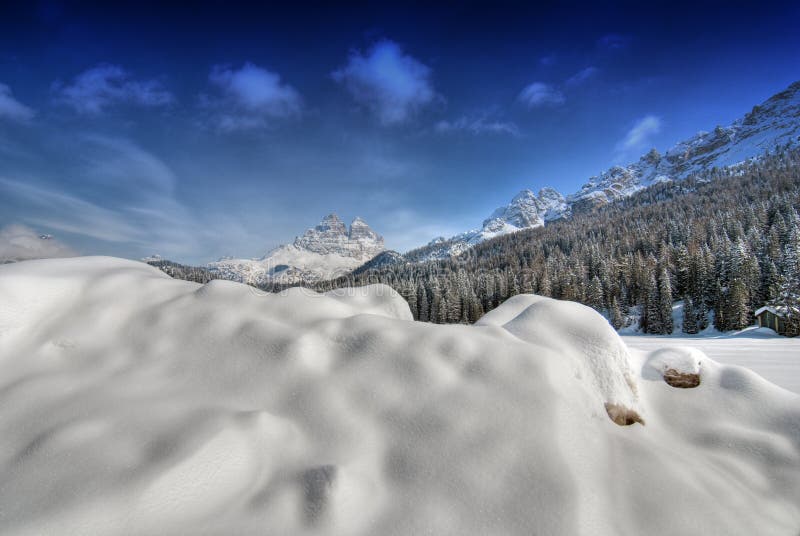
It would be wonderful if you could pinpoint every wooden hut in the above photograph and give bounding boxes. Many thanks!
[754,306,799,337]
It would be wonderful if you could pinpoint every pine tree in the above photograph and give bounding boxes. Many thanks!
[727,280,750,330]
[770,227,800,333]
[416,280,429,322]
[586,275,604,311]
[682,295,699,334]
[610,296,625,330]
[658,266,674,334]
[642,273,661,333]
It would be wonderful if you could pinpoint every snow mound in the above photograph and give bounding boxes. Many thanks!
[1,257,799,535]
[644,346,706,388]
[480,296,641,419]
[324,284,413,321]
[645,346,705,376]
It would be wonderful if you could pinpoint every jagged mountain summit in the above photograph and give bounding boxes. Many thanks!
[293,214,384,258]
[408,188,567,261]
[208,214,384,284]
[408,80,800,261]
[486,188,566,230]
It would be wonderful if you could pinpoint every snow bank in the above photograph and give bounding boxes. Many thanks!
[478,295,641,420]
[1,257,799,535]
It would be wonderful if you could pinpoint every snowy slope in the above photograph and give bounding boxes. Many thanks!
[1,257,798,535]
[208,214,385,285]
[415,80,800,260]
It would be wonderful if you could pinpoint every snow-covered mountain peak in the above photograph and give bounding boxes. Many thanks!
[291,213,384,258]
[315,213,348,234]
[485,189,545,229]
[537,187,568,221]
[407,187,569,261]
[349,216,381,242]
[511,188,537,203]
[208,213,385,285]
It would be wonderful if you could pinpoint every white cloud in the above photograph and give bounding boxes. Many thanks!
[332,39,437,125]
[616,115,661,155]
[0,224,75,262]
[517,82,564,108]
[566,66,599,86]
[435,113,520,136]
[81,135,177,194]
[0,83,35,122]
[205,62,301,131]
[54,64,173,114]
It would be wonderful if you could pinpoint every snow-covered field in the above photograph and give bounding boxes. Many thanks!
[624,330,800,395]
[1,257,799,535]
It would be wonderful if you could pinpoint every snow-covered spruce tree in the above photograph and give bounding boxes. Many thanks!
[727,279,751,331]
[416,280,429,322]
[658,266,674,334]
[610,296,625,330]
[682,295,699,334]
[641,273,661,334]
[760,258,780,303]
[587,275,604,312]
[770,226,800,333]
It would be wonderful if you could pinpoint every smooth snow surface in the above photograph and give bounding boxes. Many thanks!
[1,257,799,535]
[624,330,800,395]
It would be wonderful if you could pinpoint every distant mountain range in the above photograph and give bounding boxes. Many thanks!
[197,80,800,283]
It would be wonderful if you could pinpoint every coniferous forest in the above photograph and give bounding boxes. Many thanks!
[315,147,800,333]
[153,146,800,334]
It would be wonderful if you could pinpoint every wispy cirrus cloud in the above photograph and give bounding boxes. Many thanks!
[204,62,302,131]
[0,83,35,122]
[517,82,564,108]
[332,39,437,125]
[566,66,599,86]
[80,135,177,193]
[0,135,248,259]
[435,112,520,137]
[0,177,145,243]
[615,114,661,159]
[53,64,173,114]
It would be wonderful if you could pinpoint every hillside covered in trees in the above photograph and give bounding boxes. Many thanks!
[151,146,800,335]
[308,147,800,334]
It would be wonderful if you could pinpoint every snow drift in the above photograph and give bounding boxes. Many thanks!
[0,257,798,535]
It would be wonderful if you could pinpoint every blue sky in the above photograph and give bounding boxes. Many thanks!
[1,1,799,264]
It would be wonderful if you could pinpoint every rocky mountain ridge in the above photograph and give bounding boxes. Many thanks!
[207,214,384,284]
[408,80,800,261]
